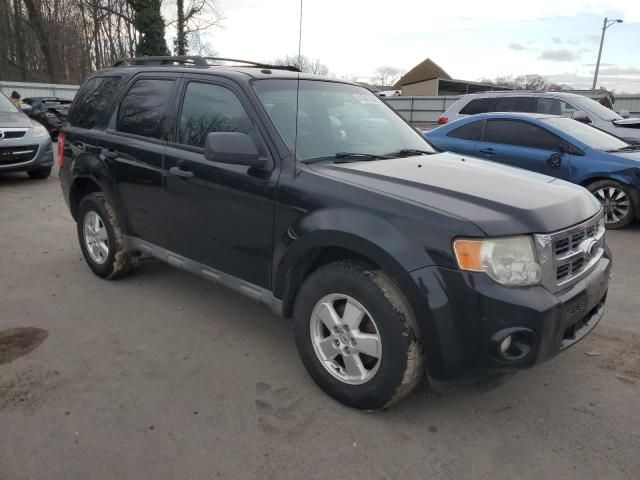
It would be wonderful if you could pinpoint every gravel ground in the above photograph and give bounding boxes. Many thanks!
[1,164,639,480]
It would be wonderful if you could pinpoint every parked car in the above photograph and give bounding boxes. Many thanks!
[22,97,72,140]
[0,92,55,179]
[59,56,611,410]
[426,113,640,229]
[438,91,640,145]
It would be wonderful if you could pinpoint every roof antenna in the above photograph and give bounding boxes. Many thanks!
[294,0,303,167]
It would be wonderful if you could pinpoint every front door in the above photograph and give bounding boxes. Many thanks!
[476,119,572,180]
[163,79,278,288]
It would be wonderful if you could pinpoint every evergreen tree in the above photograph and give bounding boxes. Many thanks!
[128,0,170,56]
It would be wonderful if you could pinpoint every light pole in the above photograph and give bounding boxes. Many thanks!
[592,17,623,91]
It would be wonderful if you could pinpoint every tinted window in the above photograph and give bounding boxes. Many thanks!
[117,79,174,139]
[178,82,253,148]
[448,121,483,141]
[485,120,562,150]
[536,98,577,117]
[495,96,535,113]
[68,76,124,128]
[459,98,497,115]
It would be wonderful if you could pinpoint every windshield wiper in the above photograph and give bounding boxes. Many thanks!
[385,148,434,157]
[608,145,640,153]
[302,152,389,164]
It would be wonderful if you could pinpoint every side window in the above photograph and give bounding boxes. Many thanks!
[116,79,174,139]
[494,96,535,113]
[447,121,483,141]
[485,120,562,150]
[536,98,578,117]
[68,76,124,129]
[178,82,253,148]
[459,98,497,115]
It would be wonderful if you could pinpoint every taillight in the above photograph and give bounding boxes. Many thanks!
[437,116,448,125]
[44,112,56,118]
[57,132,65,167]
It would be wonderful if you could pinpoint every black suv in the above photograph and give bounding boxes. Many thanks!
[59,56,611,410]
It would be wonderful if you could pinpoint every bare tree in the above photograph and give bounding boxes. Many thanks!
[479,74,569,91]
[373,66,403,87]
[273,54,329,75]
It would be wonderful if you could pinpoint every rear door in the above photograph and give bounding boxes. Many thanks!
[96,73,179,248]
[163,77,278,288]
[475,119,572,180]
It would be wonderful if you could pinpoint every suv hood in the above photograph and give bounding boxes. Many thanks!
[314,152,600,236]
[0,111,31,128]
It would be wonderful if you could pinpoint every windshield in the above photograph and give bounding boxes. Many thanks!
[571,96,622,121]
[0,94,18,113]
[543,117,629,151]
[253,79,434,161]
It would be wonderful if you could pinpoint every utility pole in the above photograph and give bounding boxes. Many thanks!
[592,17,623,91]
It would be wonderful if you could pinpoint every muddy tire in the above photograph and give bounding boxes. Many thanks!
[293,261,423,410]
[76,192,136,280]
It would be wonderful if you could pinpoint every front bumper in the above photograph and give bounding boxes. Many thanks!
[409,253,611,392]
[0,136,54,173]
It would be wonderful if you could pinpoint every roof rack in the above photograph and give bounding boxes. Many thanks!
[112,55,301,72]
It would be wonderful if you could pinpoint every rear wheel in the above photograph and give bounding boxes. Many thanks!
[77,193,136,279]
[27,167,51,180]
[293,261,423,410]
[587,180,635,229]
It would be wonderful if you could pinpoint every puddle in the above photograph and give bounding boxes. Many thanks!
[0,327,48,366]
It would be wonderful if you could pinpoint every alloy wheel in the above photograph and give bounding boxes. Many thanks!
[593,187,631,224]
[83,210,109,264]
[309,293,382,385]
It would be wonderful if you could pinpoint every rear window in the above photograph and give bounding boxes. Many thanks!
[68,76,124,129]
[459,98,497,115]
[494,96,535,113]
[116,79,174,140]
[447,121,483,141]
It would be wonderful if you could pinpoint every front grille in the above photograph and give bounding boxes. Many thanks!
[1,129,27,139]
[535,211,605,293]
[0,144,39,165]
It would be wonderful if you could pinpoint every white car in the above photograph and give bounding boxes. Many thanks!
[438,91,640,144]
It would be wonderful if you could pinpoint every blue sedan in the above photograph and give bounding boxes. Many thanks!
[425,112,640,228]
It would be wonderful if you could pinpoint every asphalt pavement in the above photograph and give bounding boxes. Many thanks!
[1,163,639,480]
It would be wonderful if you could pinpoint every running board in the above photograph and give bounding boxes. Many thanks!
[124,236,283,316]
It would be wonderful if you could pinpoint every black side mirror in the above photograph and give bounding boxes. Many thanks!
[572,111,591,124]
[204,132,267,168]
[546,152,562,168]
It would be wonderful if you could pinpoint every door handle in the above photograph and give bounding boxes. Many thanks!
[479,148,496,155]
[169,166,194,179]
[101,148,118,159]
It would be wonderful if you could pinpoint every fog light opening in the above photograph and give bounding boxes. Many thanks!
[491,328,536,362]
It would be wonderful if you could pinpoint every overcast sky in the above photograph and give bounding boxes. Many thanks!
[201,0,640,92]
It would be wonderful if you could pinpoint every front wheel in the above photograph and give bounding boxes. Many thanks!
[293,262,423,410]
[27,167,51,179]
[587,180,635,229]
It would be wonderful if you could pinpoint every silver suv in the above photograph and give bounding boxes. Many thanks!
[0,92,54,179]
[439,91,640,145]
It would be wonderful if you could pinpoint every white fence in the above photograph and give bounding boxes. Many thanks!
[0,81,79,100]
[385,94,640,125]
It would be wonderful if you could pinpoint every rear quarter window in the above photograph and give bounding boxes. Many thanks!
[67,76,124,129]
[459,98,497,115]
[447,121,483,141]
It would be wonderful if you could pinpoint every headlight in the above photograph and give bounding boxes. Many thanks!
[31,121,49,137]
[453,236,541,286]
